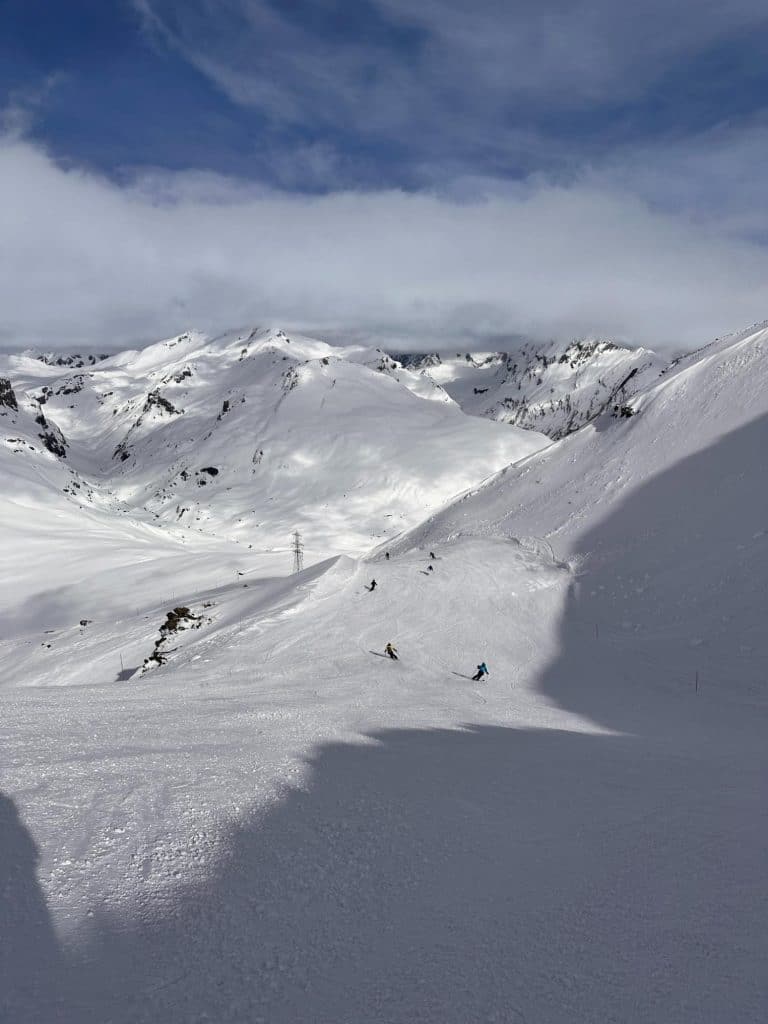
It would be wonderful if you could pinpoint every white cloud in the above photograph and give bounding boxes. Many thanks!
[583,115,768,241]
[0,135,766,353]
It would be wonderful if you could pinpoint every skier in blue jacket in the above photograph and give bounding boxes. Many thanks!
[472,662,489,681]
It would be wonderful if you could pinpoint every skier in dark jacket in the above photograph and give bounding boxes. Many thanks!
[385,642,398,660]
[368,579,377,591]
[472,662,489,681]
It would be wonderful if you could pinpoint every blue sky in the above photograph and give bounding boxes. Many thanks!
[1,0,767,349]
[5,0,768,192]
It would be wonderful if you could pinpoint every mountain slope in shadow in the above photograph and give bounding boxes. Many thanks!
[538,412,768,733]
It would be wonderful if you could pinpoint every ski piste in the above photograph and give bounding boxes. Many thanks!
[1,322,766,1023]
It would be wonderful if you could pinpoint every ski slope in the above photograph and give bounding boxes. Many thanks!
[1,323,766,1023]
[396,321,768,711]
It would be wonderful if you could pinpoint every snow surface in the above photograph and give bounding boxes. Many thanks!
[1,323,766,1022]
[1,327,545,558]
[398,338,665,438]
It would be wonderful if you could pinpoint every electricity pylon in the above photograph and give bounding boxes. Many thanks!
[291,530,304,574]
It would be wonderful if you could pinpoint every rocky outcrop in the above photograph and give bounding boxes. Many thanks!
[0,377,19,413]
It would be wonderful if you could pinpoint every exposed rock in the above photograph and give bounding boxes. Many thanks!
[142,606,203,671]
[0,377,18,412]
[143,390,181,417]
[35,409,68,457]
[113,440,132,462]
[33,352,109,368]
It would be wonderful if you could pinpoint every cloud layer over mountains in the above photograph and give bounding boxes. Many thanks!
[2,134,767,353]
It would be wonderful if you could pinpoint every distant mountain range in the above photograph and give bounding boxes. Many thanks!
[0,327,546,558]
[2,323,764,572]
[393,339,665,438]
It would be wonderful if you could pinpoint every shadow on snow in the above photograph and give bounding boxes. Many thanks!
[3,718,765,1023]
[538,412,768,733]
[4,417,768,1023]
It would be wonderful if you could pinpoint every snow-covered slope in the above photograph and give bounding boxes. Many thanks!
[398,338,665,438]
[1,328,546,559]
[1,321,766,1024]
[394,321,768,711]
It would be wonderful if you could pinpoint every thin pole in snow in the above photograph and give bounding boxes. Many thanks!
[120,653,124,672]
[695,670,699,693]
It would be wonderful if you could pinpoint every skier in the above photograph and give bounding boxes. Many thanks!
[471,661,489,681]
[429,551,436,560]
[368,579,377,591]
[385,552,390,560]
[385,642,398,660]
[427,564,434,572]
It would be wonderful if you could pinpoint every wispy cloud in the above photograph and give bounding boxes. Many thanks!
[134,1,768,136]
[1,133,766,353]
[0,74,64,141]
[123,0,768,213]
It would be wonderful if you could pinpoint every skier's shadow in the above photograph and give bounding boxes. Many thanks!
[451,672,474,680]
[368,650,389,658]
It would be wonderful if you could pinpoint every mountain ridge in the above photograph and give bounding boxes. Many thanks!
[0,327,546,558]
[392,337,665,438]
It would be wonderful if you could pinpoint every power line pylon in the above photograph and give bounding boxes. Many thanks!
[291,530,304,574]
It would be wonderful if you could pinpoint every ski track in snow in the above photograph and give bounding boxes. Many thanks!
[1,324,767,1023]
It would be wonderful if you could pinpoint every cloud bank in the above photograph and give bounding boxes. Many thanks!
[1,2,766,353]
[1,134,766,353]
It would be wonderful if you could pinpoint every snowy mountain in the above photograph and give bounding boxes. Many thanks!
[2,320,766,1024]
[1,327,546,559]
[395,338,665,438]
[29,350,112,368]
